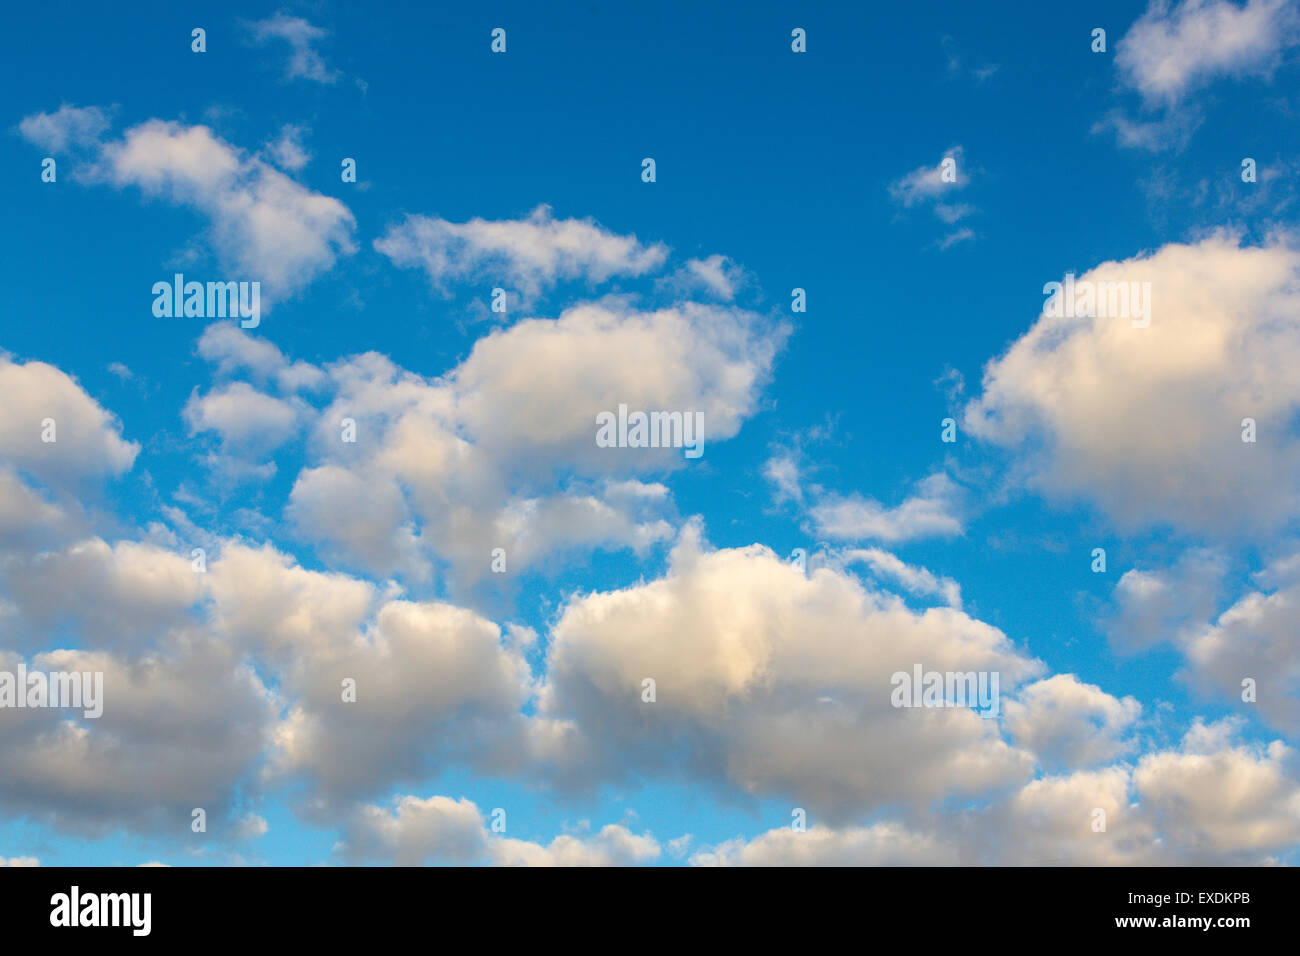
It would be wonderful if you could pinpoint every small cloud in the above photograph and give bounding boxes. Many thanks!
[937,227,975,250]
[889,147,979,247]
[236,813,269,840]
[889,146,969,206]
[16,103,110,153]
[267,124,311,171]
[658,254,747,301]
[941,35,999,83]
[246,12,340,85]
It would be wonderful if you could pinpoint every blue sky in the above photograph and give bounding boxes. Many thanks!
[1,0,1299,866]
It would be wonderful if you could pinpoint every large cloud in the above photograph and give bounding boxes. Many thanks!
[245,296,785,588]
[964,234,1300,536]
[0,639,276,835]
[206,543,536,809]
[693,719,1300,865]
[538,523,1043,818]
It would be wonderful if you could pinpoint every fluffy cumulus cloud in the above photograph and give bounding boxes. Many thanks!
[224,295,785,588]
[206,543,536,809]
[339,794,660,866]
[375,205,669,300]
[99,121,356,297]
[1107,548,1229,652]
[964,233,1300,536]
[1179,552,1300,733]
[1003,675,1142,770]
[0,538,201,652]
[537,523,1043,818]
[0,641,276,834]
[184,382,301,456]
[3,145,1296,867]
[693,719,1300,865]
[0,355,138,485]
[1116,0,1300,105]
[18,111,356,301]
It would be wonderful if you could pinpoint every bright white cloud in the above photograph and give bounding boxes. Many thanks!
[374,205,669,299]
[98,120,356,298]
[964,233,1300,536]
[809,472,964,544]
[538,522,1042,818]
[0,356,138,485]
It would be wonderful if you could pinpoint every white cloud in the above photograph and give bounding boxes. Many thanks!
[809,472,964,544]
[266,124,311,171]
[889,148,977,247]
[97,120,356,298]
[207,543,535,807]
[286,465,429,581]
[1108,548,1227,651]
[763,454,803,505]
[1181,552,1300,733]
[374,205,669,300]
[889,146,969,205]
[693,822,954,866]
[275,299,782,589]
[1003,674,1142,769]
[0,640,277,833]
[16,104,109,153]
[692,719,1300,865]
[196,323,324,392]
[339,794,661,866]
[236,814,269,840]
[964,233,1300,536]
[538,522,1042,818]
[1116,0,1299,105]
[246,13,340,84]
[0,538,202,651]
[1133,718,1300,859]
[184,382,301,456]
[25,114,356,303]
[0,356,138,485]
[841,548,963,608]
[660,255,746,301]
